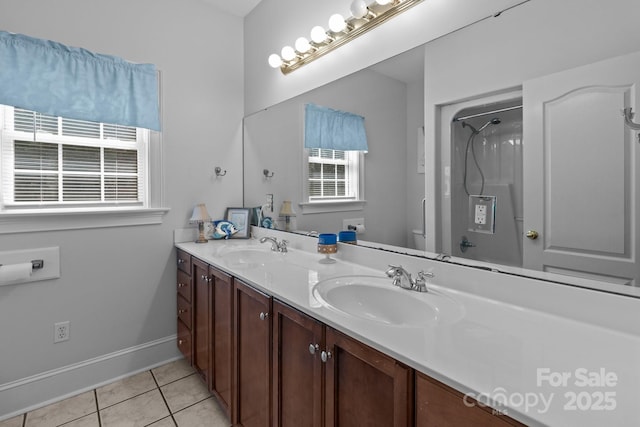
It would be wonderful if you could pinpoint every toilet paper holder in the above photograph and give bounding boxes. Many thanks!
[0,259,44,270]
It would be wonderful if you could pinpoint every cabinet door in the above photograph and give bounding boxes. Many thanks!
[272,300,323,427]
[234,280,272,427]
[193,258,211,384]
[325,328,413,427]
[211,266,233,416]
[415,372,526,427]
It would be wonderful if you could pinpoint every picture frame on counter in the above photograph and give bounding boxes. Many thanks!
[225,207,250,238]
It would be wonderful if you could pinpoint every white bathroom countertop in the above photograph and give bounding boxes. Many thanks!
[176,231,640,427]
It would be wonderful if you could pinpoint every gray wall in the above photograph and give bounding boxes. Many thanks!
[0,0,244,413]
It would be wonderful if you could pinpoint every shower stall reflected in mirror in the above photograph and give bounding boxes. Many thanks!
[447,97,523,267]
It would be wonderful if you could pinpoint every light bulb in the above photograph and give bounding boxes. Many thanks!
[328,13,346,33]
[295,37,311,53]
[310,26,328,43]
[281,46,296,61]
[268,53,282,68]
[350,0,369,19]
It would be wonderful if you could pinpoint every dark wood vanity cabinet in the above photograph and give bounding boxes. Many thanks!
[189,258,235,417]
[272,301,324,427]
[272,301,413,427]
[192,258,211,384]
[177,252,527,427]
[233,279,272,427]
[325,328,414,427]
[415,372,526,427]
[176,249,192,363]
[210,267,233,415]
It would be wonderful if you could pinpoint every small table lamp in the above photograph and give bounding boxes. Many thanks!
[279,200,296,231]
[190,203,212,243]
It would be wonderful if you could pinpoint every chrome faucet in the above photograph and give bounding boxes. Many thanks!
[259,236,289,253]
[385,265,433,293]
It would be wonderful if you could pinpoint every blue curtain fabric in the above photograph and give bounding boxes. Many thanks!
[0,31,160,131]
[304,103,368,151]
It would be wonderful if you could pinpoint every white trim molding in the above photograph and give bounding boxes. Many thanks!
[0,335,181,421]
[0,207,170,234]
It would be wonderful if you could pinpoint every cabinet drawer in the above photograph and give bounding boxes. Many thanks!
[177,294,192,329]
[177,270,192,302]
[177,319,193,364]
[177,249,191,275]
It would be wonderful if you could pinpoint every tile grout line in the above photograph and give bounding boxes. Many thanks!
[150,367,178,426]
[94,389,102,427]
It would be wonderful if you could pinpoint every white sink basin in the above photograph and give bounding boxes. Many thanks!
[219,247,284,268]
[312,275,462,326]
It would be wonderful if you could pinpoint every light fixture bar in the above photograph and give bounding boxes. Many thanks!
[277,0,424,75]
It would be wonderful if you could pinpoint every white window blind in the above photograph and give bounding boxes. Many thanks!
[308,148,359,201]
[1,106,147,208]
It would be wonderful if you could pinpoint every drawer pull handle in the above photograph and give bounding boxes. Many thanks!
[178,283,185,288]
[259,312,269,321]
[320,351,332,363]
[178,259,184,264]
[178,309,187,314]
[309,343,319,355]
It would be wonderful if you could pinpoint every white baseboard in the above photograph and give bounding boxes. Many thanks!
[0,334,182,421]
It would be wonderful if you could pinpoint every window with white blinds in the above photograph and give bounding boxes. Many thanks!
[0,106,148,209]
[307,148,360,202]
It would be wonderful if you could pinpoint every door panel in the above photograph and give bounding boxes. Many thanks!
[523,51,640,285]
[272,300,323,427]
[234,280,272,427]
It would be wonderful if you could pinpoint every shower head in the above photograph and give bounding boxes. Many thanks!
[476,117,501,133]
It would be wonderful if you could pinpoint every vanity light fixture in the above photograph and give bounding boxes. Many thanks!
[268,0,424,75]
[190,203,212,243]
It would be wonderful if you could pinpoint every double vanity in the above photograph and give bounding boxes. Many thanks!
[174,227,639,427]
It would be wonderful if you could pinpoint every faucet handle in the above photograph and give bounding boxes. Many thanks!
[385,264,402,277]
[413,270,434,293]
[279,239,289,252]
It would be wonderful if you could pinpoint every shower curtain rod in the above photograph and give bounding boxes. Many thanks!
[452,104,523,122]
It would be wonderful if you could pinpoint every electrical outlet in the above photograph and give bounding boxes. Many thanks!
[342,218,365,231]
[54,321,69,343]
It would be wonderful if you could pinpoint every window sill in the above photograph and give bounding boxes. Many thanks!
[0,207,170,234]
[298,200,366,215]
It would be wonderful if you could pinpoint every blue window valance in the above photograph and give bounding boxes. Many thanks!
[0,31,160,131]
[304,103,368,152]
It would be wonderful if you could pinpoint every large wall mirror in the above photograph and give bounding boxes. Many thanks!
[243,0,640,298]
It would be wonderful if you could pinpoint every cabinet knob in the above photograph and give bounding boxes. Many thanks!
[320,351,332,363]
[178,339,184,345]
[259,312,269,321]
[309,343,319,355]
[178,309,187,314]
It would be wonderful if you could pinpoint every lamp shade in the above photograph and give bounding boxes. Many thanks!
[190,203,211,223]
[279,200,296,217]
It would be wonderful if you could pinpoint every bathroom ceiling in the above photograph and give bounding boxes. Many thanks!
[201,0,263,17]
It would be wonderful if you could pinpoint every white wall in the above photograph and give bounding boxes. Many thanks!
[0,0,243,417]
[244,0,525,115]
[244,69,408,246]
[423,0,640,251]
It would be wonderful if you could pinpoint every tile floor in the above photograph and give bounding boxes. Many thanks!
[0,359,230,427]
